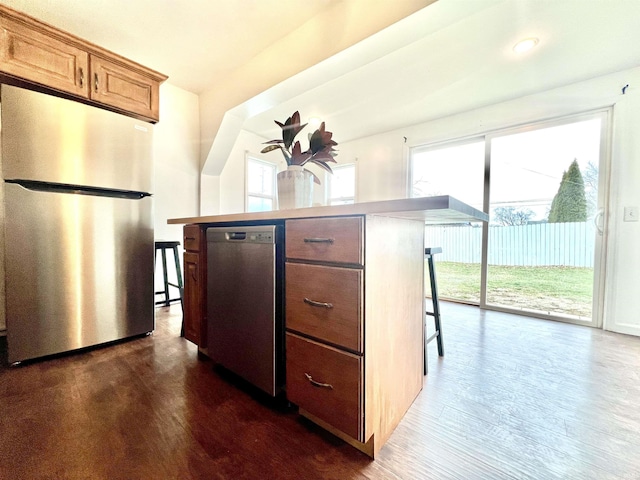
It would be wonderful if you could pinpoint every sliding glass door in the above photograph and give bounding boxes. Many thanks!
[485,114,607,326]
[411,110,609,327]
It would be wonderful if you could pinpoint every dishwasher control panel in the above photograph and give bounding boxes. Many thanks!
[248,231,273,243]
[208,227,276,244]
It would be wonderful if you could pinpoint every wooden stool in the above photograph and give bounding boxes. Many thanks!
[155,240,185,336]
[424,247,444,375]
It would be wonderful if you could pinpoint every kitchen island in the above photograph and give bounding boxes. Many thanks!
[168,196,487,458]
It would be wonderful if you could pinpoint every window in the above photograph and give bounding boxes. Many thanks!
[410,139,485,210]
[327,164,356,205]
[246,157,276,212]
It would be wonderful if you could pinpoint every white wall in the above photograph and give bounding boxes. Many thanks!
[338,132,409,202]
[153,83,200,239]
[200,129,268,216]
[335,66,640,336]
[601,91,640,336]
[152,83,200,293]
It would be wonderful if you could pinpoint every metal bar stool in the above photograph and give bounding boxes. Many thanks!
[424,247,444,375]
[155,240,185,336]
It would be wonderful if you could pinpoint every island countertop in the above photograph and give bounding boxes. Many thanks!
[167,195,488,225]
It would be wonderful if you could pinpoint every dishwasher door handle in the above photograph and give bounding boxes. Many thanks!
[226,232,247,241]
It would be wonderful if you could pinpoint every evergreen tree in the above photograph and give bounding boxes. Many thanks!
[548,159,587,223]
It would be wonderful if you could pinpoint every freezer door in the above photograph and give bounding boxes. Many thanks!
[4,183,154,363]
[0,84,153,193]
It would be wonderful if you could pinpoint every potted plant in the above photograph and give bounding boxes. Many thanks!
[261,111,338,209]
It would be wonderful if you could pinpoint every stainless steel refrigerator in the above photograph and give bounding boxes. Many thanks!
[1,84,155,364]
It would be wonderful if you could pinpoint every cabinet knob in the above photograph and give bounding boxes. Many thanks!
[79,67,84,88]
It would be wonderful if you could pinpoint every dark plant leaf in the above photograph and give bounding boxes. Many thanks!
[312,160,334,175]
[279,111,307,149]
[308,122,338,154]
[289,141,311,166]
[310,150,337,164]
[260,144,282,154]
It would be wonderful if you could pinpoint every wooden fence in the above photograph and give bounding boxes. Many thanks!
[424,222,595,267]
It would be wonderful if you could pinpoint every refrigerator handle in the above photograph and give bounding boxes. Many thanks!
[5,179,150,200]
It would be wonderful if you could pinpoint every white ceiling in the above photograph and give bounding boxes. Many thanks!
[241,0,640,143]
[3,0,640,145]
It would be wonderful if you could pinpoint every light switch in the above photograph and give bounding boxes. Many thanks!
[624,206,639,222]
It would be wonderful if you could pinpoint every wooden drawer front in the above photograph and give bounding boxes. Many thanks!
[286,333,362,441]
[183,225,202,252]
[286,263,362,352]
[0,16,89,97]
[286,217,363,265]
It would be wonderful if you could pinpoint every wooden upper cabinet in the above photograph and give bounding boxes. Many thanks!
[0,14,89,97]
[90,56,159,122]
[0,4,167,123]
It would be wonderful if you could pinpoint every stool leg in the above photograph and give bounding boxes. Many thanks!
[424,293,428,375]
[428,254,444,357]
[172,245,185,337]
[161,248,170,307]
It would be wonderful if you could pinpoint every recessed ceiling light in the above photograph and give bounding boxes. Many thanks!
[513,37,539,54]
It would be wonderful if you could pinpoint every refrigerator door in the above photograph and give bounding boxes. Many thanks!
[4,183,154,363]
[0,84,152,193]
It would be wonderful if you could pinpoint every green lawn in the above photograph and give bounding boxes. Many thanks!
[429,262,593,318]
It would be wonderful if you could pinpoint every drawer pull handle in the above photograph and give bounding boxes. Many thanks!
[185,236,196,241]
[305,373,333,389]
[304,298,333,309]
[304,237,334,244]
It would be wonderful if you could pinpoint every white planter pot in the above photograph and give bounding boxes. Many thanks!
[277,165,314,209]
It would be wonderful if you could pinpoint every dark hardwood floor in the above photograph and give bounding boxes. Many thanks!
[1,303,640,479]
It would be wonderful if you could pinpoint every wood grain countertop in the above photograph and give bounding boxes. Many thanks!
[167,195,488,225]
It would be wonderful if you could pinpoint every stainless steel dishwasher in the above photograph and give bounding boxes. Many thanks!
[207,224,284,397]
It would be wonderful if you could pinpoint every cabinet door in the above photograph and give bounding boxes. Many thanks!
[286,217,364,265]
[183,251,203,345]
[90,56,160,122]
[286,263,363,353]
[286,333,363,441]
[183,225,202,252]
[0,15,89,97]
